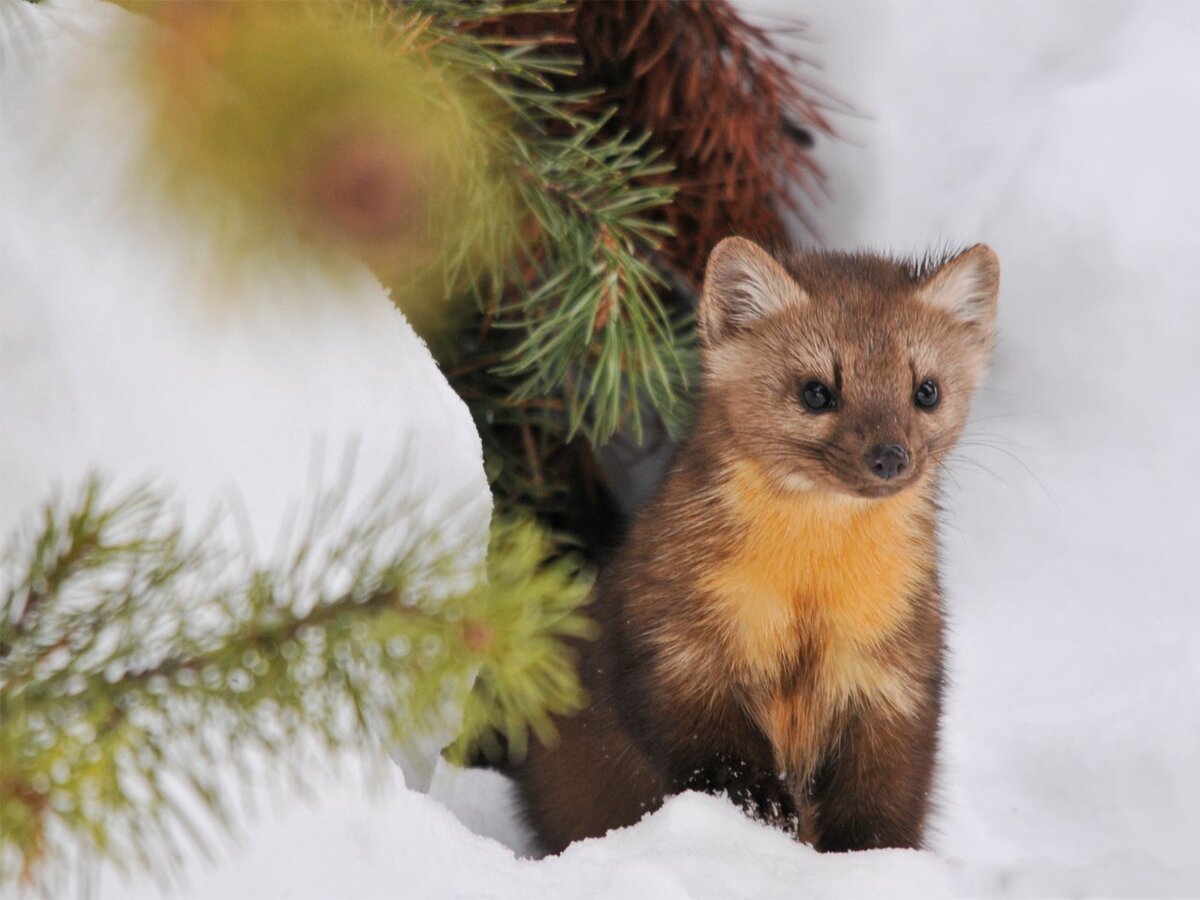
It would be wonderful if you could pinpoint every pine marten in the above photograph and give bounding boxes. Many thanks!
[510,237,1000,854]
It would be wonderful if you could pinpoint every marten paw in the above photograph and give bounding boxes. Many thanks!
[685,758,799,833]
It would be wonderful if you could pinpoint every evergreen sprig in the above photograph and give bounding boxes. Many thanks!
[401,0,695,509]
[0,473,593,891]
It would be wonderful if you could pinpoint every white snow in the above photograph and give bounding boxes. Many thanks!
[3,0,1199,897]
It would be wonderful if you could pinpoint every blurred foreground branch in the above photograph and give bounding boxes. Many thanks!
[0,474,593,891]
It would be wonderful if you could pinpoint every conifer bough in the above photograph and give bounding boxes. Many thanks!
[0,475,593,890]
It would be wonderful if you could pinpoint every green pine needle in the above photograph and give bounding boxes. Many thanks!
[403,1,696,506]
[0,473,592,891]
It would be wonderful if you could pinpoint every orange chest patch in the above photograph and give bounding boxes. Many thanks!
[704,462,933,689]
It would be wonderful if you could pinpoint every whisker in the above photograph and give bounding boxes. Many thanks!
[932,479,964,536]
[944,452,1012,490]
[959,430,1035,450]
[952,441,1058,508]
[783,440,827,463]
[957,436,1028,458]
[964,411,1037,423]
[939,461,965,494]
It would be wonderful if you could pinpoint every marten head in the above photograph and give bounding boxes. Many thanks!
[698,237,999,499]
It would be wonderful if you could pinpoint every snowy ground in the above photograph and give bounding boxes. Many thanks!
[2,1,1198,897]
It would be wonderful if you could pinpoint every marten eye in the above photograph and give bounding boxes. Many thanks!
[914,379,940,409]
[801,381,837,412]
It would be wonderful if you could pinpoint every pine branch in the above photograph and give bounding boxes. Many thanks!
[391,1,696,512]
[0,473,592,891]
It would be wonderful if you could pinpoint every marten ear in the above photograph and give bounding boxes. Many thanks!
[700,237,807,346]
[918,244,1000,338]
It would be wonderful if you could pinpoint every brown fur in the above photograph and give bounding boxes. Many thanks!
[510,237,1000,855]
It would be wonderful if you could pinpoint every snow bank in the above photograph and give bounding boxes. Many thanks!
[110,763,949,900]
[3,0,1198,897]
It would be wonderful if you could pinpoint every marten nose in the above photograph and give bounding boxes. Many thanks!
[866,444,910,480]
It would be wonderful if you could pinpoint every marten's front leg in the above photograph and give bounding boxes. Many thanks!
[607,598,800,833]
[811,686,942,851]
[680,749,798,832]
[648,693,800,834]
